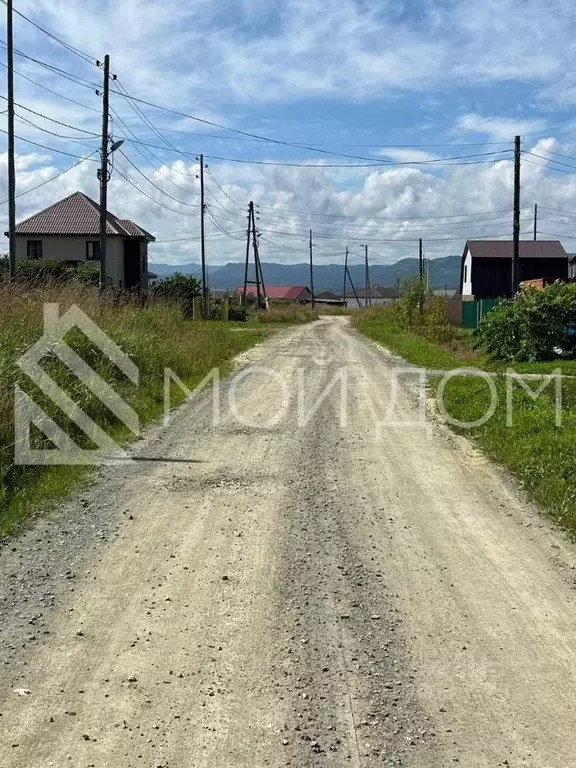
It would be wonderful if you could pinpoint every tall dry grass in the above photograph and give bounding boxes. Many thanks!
[256,303,319,324]
[0,282,264,532]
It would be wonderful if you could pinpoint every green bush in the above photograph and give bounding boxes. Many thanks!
[16,259,72,282]
[151,273,202,302]
[74,262,100,286]
[474,283,576,361]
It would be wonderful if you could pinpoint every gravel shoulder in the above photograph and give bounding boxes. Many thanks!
[1,317,575,768]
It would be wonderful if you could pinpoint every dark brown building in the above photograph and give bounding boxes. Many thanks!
[460,240,568,299]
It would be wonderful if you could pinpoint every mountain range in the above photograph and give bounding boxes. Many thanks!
[151,255,462,292]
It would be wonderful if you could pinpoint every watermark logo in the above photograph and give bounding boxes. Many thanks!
[14,303,139,465]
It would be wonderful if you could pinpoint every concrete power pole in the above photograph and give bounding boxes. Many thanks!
[511,135,521,296]
[98,54,110,290]
[6,0,17,278]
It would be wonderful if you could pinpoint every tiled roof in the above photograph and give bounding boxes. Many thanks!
[466,240,567,259]
[15,191,155,240]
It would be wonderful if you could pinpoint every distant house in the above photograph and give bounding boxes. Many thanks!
[344,285,399,308]
[234,285,312,303]
[460,240,568,299]
[314,290,347,307]
[12,191,155,291]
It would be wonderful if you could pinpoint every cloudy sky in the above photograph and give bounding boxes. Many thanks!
[1,0,576,270]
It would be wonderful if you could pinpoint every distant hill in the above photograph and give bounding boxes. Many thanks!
[151,255,462,292]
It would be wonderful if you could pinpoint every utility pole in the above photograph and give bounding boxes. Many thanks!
[364,244,371,307]
[309,229,315,307]
[512,135,521,296]
[6,0,16,278]
[242,202,251,304]
[199,154,208,317]
[419,238,424,314]
[533,202,538,241]
[98,54,110,290]
[342,246,349,304]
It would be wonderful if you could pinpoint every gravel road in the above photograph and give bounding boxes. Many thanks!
[1,316,576,768]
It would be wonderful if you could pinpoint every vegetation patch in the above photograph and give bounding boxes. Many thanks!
[434,374,576,536]
[0,282,267,535]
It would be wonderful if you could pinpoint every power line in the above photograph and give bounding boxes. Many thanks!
[13,111,100,146]
[0,127,100,160]
[0,95,100,136]
[112,163,197,215]
[0,151,97,205]
[0,61,100,112]
[118,149,200,208]
[522,157,576,176]
[0,0,97,65]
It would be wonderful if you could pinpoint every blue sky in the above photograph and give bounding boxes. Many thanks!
[2,0,576,267]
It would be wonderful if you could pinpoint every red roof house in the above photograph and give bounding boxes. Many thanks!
[234,285,312,303]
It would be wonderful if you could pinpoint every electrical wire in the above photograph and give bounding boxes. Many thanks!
[118,149,200,208]
[112,163,197,215]
[0,61,100,112]
[0,0,98,65]
[0,150,98,205]
[0,127,100,160]
[0,95,100,136]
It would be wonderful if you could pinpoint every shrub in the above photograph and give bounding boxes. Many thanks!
[474,283,576,361]
[73,262,100,286]
[257,304,319,324]
[151,273,202,302]
[16,259,72,282]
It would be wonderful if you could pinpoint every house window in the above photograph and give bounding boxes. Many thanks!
[26,240,43,260]
[86,241,100,261]
[464,265,468,284]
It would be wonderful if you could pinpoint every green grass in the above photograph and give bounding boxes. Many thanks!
[434,375,576,536]
[353,306,576,536]
[354,317,466,370]
[0,284,267,535]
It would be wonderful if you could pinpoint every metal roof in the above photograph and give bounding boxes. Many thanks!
[14,191,155,240]
[465,240,567,259]
[235,285,310,299]
[345,285,399,299]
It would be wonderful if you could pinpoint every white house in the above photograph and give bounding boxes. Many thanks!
[344,285,399,307]
[13,191,155,291]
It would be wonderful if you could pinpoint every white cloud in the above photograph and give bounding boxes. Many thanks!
[455,113,549,142]
[375,149,440,163]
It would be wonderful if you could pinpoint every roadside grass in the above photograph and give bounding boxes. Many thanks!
[353,315,466,370]
[353,309,576,376]
[255,304,319,324]
[435,375,576,536]
[352,307,576,536]
[0,283,267,535]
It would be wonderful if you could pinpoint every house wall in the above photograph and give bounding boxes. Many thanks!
[345,296,396,307]
[471,257,568,299]
[15,235,126,286]
[462,248,473,297]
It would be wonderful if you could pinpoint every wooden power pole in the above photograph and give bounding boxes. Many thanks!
[309,229,315,307]
[364,244,371,307]
[342,246,348,304]
[6,0,16,278]
[199,154,208,317]
[418,238,424,314]
[98,54,110,289]
[512,135,521,296]
[533,202,538,241]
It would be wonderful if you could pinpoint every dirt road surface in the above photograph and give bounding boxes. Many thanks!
[1,317,576,768]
